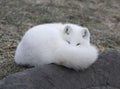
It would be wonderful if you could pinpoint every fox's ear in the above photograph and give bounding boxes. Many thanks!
[64,25,72,35]
[82,28,90,39]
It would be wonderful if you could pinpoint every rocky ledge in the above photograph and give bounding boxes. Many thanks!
[0,50,120,89]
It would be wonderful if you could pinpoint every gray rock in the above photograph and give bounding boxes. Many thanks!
[0,50,120,89]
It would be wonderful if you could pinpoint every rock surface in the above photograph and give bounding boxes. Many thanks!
[0,50,120,89]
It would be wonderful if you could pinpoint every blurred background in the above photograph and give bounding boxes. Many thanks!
[0,0,120,79]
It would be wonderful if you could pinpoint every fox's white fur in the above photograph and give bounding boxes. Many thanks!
[15,23,98,70]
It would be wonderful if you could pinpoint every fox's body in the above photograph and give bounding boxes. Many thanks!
[15,23,98,70]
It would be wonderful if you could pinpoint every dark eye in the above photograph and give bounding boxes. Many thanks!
[76,43,80,46]
[67,41,70,44]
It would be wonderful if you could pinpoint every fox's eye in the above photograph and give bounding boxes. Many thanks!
[67,41,70,44]
[76,43,80,46]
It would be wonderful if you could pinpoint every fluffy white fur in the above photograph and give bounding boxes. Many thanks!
[15,23,98,70]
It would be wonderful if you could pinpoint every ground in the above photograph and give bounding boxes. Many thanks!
[0,0,120,79]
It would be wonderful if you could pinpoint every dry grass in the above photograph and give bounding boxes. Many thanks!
[0,0,120,79]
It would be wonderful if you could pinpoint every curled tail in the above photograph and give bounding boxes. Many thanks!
[54,44,98,70]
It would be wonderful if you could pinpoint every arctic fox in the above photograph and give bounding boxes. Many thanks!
[15,23,98,70]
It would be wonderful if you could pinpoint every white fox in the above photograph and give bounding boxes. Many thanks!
[15,23,98,70]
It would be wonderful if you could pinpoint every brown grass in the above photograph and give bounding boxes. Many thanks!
[0,0,120,79]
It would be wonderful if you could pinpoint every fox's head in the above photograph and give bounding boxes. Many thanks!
[62,23,90,46]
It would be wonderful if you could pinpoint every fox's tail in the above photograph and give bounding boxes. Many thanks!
[54,44,98,70]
